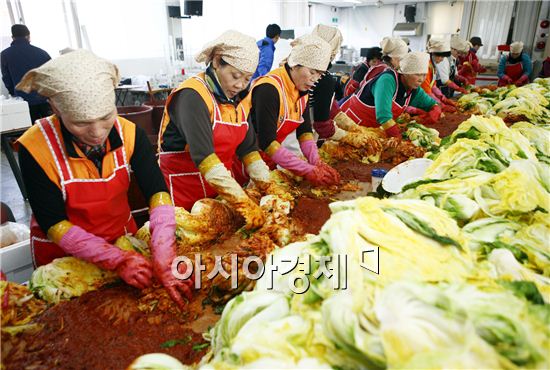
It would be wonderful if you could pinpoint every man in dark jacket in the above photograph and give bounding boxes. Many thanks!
[251,24,281,80]
[1,24,51,123]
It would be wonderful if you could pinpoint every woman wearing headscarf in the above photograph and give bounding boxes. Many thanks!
[249,34,340,186]
[307,24,381,153]
[497,41,532,87]
[447,36,470,92]
[420,36,457,113]
[339,52,441,138]
[457,36,486,86]
[343,47,383,98]
[158,30,280,231]
[16,50,191,308]
[437,36,469,97]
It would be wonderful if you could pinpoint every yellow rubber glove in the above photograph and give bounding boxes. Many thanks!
[200,154,265,230]
[242,151,292,201]
[333,111,363,132]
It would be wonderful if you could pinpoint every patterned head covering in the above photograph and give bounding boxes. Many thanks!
[510,41,524,54]
[195,30,259,74]
[380,37,408,59]
[16,49,118,121]
[398,51,430,75]
[288,34,332,71]
[427,36,451,53]
[450,36,470,53]
[311,24,343,61]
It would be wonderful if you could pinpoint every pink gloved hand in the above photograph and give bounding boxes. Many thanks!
[404,106,426,116]
[384,124,402,138]
[270,145,316,176]
[299,139,320,165]
[150,205,193,308]
[428,93,442,104]
[313,119,336,139]
[516,74,529,86]
[447,81,468,94]
[432,85,446,101]
[59,225,152,289]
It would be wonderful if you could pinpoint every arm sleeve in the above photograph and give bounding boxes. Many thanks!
[257,46,274,76]
[311,73,336,121]
[1,53,14,95]
[252,84,280,151]
[130,126,168,200]
[19,145,67,234]
[296,101,313,139]
[352,63,368,82]
[168,89,215,167]
[437,58,450,84]
[497,56,506,78]
[236,123,260,159]
[522,54,532,76]
[372,73,397,124]
[410,87,438,111]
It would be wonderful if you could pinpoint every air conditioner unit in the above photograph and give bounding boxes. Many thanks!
[393,22,424,37]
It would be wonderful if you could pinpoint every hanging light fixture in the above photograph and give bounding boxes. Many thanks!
[375,0,384,8]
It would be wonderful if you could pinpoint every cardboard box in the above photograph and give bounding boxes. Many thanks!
[0,99,32,132]
[0,239,34,283]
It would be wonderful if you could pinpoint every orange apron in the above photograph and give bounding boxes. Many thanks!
[158,76,249,210]
[30,117,136,267]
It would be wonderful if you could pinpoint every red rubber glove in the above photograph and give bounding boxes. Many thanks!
[304,162,340,186]
[384,124,402,138]
[426,104,442,124]
[404,106,426,116]
[59,225,153,289]
[313,119,336,139]
[150,205,193,308]
[516,74,529,86]
[499,75,513,86]
[317,161,341,185]
[446,81,468,95]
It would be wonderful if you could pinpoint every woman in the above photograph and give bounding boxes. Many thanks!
[420,36,457,113]
[497,41,532,87]
[339,52,442,137]
[437,36,469,97]
[248,34,340,186]
[457,36,486,86]
[307,24,380,152]
[343,47,383,98]
[16,50,191,308]
[158,30,279,230]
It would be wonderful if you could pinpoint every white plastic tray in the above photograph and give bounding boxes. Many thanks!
[0,239,34,283]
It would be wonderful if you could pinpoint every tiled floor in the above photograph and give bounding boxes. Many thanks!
[1,150,32,226]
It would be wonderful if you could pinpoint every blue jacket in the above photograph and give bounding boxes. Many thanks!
[252,37,276,80]
[1,38,51,105]
[497,52,532,78]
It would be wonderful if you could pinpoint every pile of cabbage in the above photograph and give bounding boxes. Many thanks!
[200,196,550,369]
[458,78,550,125]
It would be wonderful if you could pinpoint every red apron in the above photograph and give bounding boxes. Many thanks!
[31,117,137,267]
[340,70,412,127]
[158,77,249,210]
[506,61,524,84]
[256,74,307,169]
[356,64,389,92]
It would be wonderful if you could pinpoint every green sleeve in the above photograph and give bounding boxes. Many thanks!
[373,73,397,124]
[410,87,437,111]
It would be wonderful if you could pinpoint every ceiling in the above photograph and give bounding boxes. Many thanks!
[309,0,445,7]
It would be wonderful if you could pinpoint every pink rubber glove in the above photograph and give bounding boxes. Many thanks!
[270,145,316,176]
[150,205,193,308]
[404,106,426,116]
[516,74,529,86]
[425,104,442,124]
[299,139,320,165]
[59,226,152,289]
[428,93,442,105]
[313,119,336,139]
[446,81,468,94]
[432,85,446,101]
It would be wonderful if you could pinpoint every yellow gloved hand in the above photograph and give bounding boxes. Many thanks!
[201,154,265,230]
[333,111,362,132]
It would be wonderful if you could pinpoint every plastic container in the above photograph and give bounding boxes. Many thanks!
[371,168,388,192]
[117,105,156,148]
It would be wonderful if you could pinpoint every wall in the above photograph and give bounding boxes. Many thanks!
[426,1,463,35]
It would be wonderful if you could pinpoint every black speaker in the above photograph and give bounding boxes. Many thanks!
[184,0,203,16]
[167,6,181,18]
[404,5,416,23]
